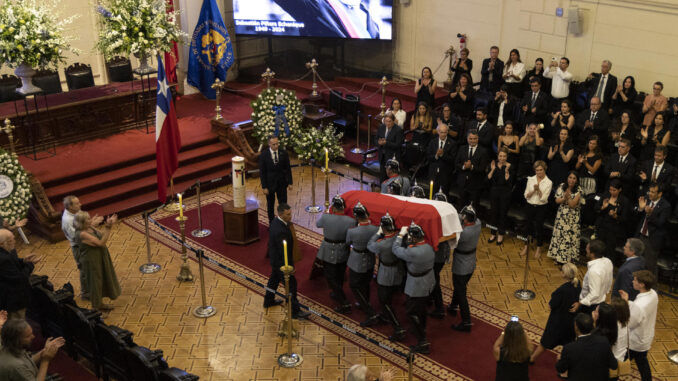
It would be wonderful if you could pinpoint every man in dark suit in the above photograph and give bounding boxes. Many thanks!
[556,313,618,380]
[612,238,646,300]
[376,112,404,182]
[584,60,618,113]
[466,107,495,155]
[480,46,504,94]
[0,229,40,319]
[521,77,550,128]
[274,0,380,39]
[263,204,310,319]
[259,136,293,222]
[638,145,676,197]
[574,96,610,149]
[635,183,670,276]
[427,123,457,196]
[604,138,637,197]
[455,130,489,208]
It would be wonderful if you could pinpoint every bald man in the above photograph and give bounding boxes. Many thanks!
[0,229,40,319]
[427,123,457,196]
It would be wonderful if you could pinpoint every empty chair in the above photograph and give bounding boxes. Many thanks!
[0,74,21,103]
[94,323,135,381]
[106,56,133,83]
[328,90,343,113]
[125,346,169,381]
[65,63,95,90]
[32,69,63,95]
[333,93,360,135]
[62,304,102,378]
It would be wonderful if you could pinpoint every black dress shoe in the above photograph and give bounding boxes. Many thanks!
[388,328,406,342]
[487,235,497,243]
[333,304,352,315]
[410,341,431,354]
[360,314,381,327]
[263,299,284,308]
[292,310,311,320]
[451,323,472,332]
[446,305,458,316]
[496,239,504,246]
[429,309,445,319]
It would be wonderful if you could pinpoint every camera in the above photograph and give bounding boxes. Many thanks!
[457,33,463,38]
[510,315,519,322]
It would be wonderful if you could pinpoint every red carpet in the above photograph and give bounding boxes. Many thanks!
[124,193,569,381]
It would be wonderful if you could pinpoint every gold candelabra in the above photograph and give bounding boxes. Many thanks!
[1,119,17,156]
[211,79,225,121]
[444,45,457,89]
[305,59,320,98]
[261,68,276,88]
[379,76,389,118]
[277,265,303,367]
[323,167,330,212]
[176,216,194,282]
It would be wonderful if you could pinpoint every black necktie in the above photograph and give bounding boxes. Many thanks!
[531,93,537,108]
[590,112,596,122]
[273,151,278,164]
[440,140,444,150]
[468,147,473,158]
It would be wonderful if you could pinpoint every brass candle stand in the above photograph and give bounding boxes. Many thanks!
[211,79,225,121]
[444,45,457,90]
[323,167,330,212]
[163,179,181,213]
[305,58,321,100]
[277,264,303,367]
[262,68,276,88]
[1,119,17,156]
[176,217,194,282]
[379,76,389,118]
[305,160,323,213]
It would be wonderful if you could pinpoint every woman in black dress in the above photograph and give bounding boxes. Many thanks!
[405,102,434,170]
[488,148,514,245]
[517,123,544,178]
[523,58,550,95]
[449,73,475,121]
[530,262,581,363]
[639,112,670,161]
[576,135,604,226]
[550,99,575,133]
[498,122,520,167]
[547,127,575,188]
[451,48,473,87]
[610,76,638,120]
[493,321,532,381]
[415,66,437,109]
[609,111,638,156]
[595,179,631,265]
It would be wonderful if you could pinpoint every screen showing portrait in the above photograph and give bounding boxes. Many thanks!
[233,0,393,40]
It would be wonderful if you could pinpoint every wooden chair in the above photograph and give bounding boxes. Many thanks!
[0,74,21,103]
[65,63,95,90]
[32,69,63,95]
[106,56,133,82]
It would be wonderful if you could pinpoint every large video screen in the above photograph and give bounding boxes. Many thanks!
[233,0,393,40]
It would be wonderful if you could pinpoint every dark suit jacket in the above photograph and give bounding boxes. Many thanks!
[480,58,504,93]
[268,217,294,269]
[455,145,489,191]
[376,124,404,164]
[259,148,293,192]
[612,256,646,300]
[635,197,670,252]
[604,153,637,191]
[489,98,516,127]
[555,334,618,381]
[585,73,618,110]
[426,137,457,179]
[0,248,34,313]
[575,109,610,148]
[275,0,379,39]
[638,160,676,195]
[466,120,496,152]
[521,90,550,124]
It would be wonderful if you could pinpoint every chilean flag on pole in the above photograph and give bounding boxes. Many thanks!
[155,55,181,202]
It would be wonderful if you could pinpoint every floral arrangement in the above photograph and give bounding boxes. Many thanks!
[250,87,304,148]
[95,0,186,59]
[0,149,32,225]
[0,0,78,69]
[292,123,344,163]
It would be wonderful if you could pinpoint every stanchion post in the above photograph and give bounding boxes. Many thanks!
[514,235,535,300]
[305,160,323,213]
[408,349,415,381]
[278,264,303,367]
[193,250,216,318]
[351,110,364,154]
[176,217,194,282]
[668,350,678,364]
[191,180,212,238]
[305,58,320,100]
[211,79,225,121]
[139,211,161,274]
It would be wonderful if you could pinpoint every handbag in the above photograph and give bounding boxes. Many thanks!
[609,326,631,378]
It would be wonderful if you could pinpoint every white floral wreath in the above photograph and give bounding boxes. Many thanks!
[0,150,32,225]
[250,87,303,148]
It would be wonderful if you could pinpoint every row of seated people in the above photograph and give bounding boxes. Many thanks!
[0,58,135,102]
[20,275,198,381]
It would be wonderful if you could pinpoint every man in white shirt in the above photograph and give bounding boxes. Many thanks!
[61,195,101,299]
[570,239,613,314]
[619,270,658,381]
[544,57,573,111]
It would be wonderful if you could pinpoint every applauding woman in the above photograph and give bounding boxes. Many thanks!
[547,128,575,188]
[384,98,407,128]
[449,73,475,120]
[73,211,121,316]
[488,148,514,245]
[522,161,552,258]
[639,112,670,161]
[415,67,437,108]
[547,171,583,264]
[517,123,544,178]
[451,48,473,87]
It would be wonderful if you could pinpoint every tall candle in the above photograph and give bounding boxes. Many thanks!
[178,193,183,219]
[283,240,289,267]
[325,148,329,171]
[429,181,433,200]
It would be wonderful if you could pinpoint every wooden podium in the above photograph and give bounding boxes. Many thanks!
[222,199,260,245]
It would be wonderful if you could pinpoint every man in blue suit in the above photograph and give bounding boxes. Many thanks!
[612,238,646,300]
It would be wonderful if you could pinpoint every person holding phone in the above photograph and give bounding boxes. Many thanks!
[493,319,532,381]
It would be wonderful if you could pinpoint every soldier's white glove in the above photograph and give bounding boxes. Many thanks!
[377,227,383,236]
[399,226,409,236]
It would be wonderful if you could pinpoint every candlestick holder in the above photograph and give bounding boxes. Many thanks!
[323,167,330,212]
[305,161,323,213]
[211,79,225,121]
[277,265,303,367]
[176,218,194,282]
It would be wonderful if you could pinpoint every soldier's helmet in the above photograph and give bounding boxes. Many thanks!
[433,189,447,202]
[353,201,369,219]
[332,195,346,210]
[380,212,396,232]
[385,156,400,173]
[460,204,477,223]
[408,221,426,240]
[387,179,402,195]
[410,182,426,198]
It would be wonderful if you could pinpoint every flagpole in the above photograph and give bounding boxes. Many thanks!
[164,177,181,212]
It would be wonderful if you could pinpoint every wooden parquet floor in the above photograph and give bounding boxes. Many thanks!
[16,161,678,380]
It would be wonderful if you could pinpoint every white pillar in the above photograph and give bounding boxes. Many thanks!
[232,156,246,208]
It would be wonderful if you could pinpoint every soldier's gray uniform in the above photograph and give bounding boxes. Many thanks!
[346,223,379,318]
[316,213,356,307]
[450,219,481,326]
[380,175,411,195]
[392,237,435,297]
[367,233,404,287]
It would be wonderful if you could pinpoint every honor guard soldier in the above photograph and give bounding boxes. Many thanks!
[367,213,407,341]
[430,191,451,319]
[409,181,426,198]
[449,205,481,332]
[392,221,435,354]
[380,157,410,195]
[346,202,380,326]
[386,179,402,196]
[316,195,357,314]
